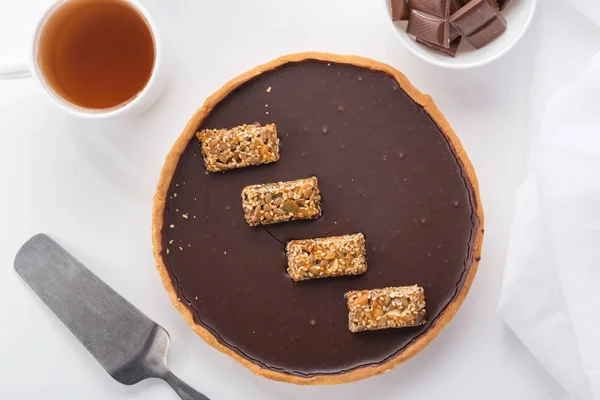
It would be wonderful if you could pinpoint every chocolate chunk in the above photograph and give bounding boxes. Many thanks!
[407,0,510,55]
[465,13,507,48]
[417,37,462,57]
[407,0,464,48]
[408,0,450,19]
[408,0,463,16]
[449,24,460,41]
[497,0,512,10]
[391,0,409,21]
[407,9,449,48]
[450,0,499,37]
[450,0,465,13]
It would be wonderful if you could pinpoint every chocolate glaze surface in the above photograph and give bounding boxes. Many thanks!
[162,61,478,376]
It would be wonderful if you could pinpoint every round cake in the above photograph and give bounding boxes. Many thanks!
[152,53,484,384]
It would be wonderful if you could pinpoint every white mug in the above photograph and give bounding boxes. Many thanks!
[0,0,165,119]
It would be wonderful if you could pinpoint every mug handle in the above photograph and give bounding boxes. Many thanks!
[0,59,31,79]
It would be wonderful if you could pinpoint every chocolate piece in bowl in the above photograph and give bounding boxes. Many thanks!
[408,0,449,18]
[405,0,465,48]
[497,0,513,10]
[450,0,464,13]
[407,9,450,48]
[449,0,499,37]
[399,0,512,56]
[449,23,461,41]
[417,37,462,57]
[408,0,463,18]
[391,0,409,20]
[466,13,507,48]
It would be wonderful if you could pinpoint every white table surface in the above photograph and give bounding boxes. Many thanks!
[1,0,598,399]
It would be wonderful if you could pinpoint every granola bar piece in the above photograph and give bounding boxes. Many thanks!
[196,123,279,172]
[241,177,322,226]
[345,285,427,333]
[286,233,367,281]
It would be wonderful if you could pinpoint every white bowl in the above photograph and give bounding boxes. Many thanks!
[389,0,538,69]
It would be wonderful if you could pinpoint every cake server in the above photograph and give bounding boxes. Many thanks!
[14,233,209,400]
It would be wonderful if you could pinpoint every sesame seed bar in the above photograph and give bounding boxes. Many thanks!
[196,123,279,172]
[241,177,322,226]
[286,233,367,281]
[345,285,427,333]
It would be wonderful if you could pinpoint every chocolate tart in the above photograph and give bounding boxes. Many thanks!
[152,53,484,385]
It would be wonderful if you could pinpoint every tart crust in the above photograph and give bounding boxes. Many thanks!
[151,52,484,385]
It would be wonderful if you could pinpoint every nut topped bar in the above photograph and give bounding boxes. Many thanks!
[196,123,279,172]
[345,285,427,333]
[241,177,322,226]
[286,233,367,281]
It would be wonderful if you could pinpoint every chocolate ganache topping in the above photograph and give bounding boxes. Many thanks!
[161,60,479,376]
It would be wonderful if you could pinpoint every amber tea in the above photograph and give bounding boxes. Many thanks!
[37,0,155,110]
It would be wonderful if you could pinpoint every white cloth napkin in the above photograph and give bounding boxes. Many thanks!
[565,0,600,26]
[498,2,600,397]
